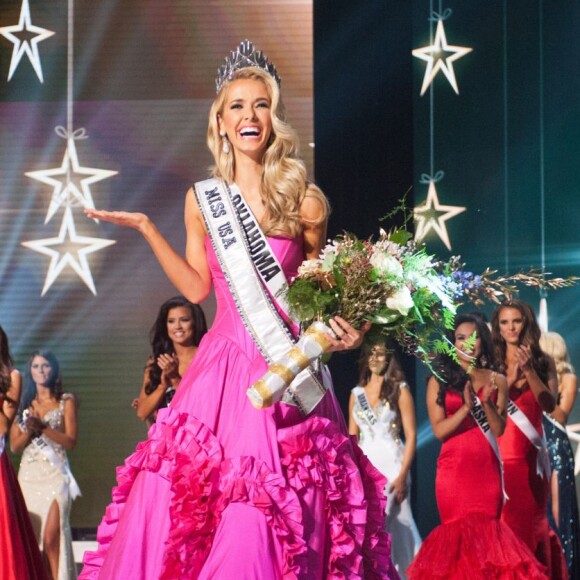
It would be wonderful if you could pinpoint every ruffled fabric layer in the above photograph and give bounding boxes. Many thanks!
[278,417,397,579]
[407,512,549,580]
[83,410,393,579]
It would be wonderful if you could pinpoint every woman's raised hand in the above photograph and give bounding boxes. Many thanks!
[157,354,179,384]
[325,317,371,352]
[84,208,150,232]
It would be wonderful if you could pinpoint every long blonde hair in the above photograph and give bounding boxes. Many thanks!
[207,67,329,237]
[540,331,575,384]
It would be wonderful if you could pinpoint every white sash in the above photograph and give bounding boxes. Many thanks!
[353,386,378,430]
[507,399,551,480]
[0,435,4,456]
[19,411,81,500]
[543,411,568,436]
[194,178,328,415]
[469,390,508,501]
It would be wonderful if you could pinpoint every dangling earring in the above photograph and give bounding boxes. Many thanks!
[220,132,230,154]
[479,354,489,368]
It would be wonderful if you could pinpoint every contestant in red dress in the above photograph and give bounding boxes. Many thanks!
[492,300,568,579]
[0,326,47,580]
[408,313,548,579]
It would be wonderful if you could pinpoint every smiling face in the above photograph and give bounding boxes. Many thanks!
[30,355,53,388]
[454,322,481,365]
[497,306,524,346]
[166,306,195,347]
[218,78,273,161]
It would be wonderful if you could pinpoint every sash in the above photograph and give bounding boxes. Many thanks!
[0,435,4,456]
[194,178,328,415]
[353,386,378,430]
[507,399,551,480]
[18,411,81,500]
[469,389,508,501]
[543,411,568,435]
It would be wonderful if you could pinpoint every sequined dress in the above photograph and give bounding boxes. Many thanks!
[18,396,78,580]
[351,385,421,579]
[543,411,580,579]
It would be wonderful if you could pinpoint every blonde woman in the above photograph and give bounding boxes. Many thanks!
[80,42,397,579]
[540,331,580,579]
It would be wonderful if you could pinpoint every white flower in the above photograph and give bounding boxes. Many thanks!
[370,251,403,277]
[386,286,414,316]
[297,259,323,276]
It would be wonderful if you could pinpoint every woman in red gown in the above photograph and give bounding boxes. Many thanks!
[0,325,47,580]
[492,300,568,579]
[408,313,547,579]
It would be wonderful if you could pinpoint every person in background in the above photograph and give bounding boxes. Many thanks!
[349,339,421,578]
[492,300,567,578]
[540,330,580,579]
[408,313,547,579]
[133,296,207,425]
[0,327,47,580]
[10,350,79,580]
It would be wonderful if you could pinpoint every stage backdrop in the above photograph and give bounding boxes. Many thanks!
[0,0,313,529]
[314,0,580,537]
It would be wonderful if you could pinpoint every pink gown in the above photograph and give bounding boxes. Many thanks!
[81,236,398,579]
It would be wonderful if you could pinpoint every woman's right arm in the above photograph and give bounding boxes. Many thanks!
[85,188,212,303]
[9,413,31,453]
[135,362,171,422]
[427,377,472,441]
[348,392,360,437]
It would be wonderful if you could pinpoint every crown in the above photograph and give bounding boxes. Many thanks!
[215,40,281,94]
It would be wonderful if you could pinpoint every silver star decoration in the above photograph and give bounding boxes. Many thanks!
[412,19,473,96]
[26,138,117,224]
[414,180,466,250]
[0,0,55,83]
[22,207,116,296]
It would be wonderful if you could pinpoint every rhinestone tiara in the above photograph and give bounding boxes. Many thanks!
[215,40,281,94]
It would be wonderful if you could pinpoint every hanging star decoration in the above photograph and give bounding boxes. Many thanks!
[414,179,466,251]
[21,207,116,296]
[412,18,472,96]
[0,0,55,83]
[26,136,118,223]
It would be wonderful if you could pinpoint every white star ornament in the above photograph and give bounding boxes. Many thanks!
[412,19,473,96]
[26,138,117,224]
[0,0,55,82]
[22,207,116,296]
[414,180,466,251]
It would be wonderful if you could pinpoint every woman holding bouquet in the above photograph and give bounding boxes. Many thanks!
[349,341,422,578]
[492,300,568,578]
[407,313,548,579]
[80,41,397,579]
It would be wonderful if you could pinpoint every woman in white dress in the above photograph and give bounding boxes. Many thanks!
[349,340,422,579]
[10,350,79,580]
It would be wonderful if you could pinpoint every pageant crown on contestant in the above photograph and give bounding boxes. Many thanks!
[215,40,281,93]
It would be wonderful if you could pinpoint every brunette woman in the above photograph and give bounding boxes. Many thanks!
[408,313,547,579]
[492,300,567,578]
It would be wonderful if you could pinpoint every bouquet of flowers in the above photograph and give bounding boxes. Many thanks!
[246,225,578,409]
